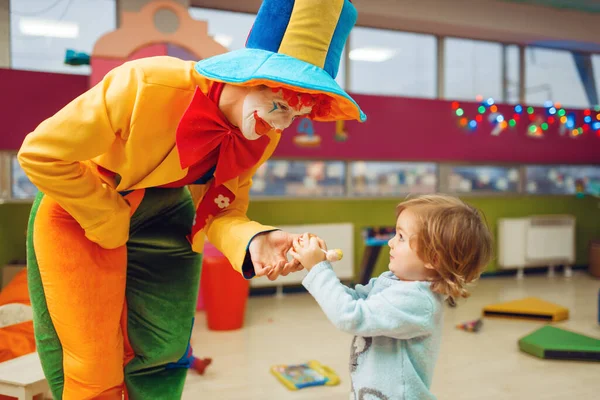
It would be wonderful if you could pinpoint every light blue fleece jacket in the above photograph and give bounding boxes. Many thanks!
[302,261,444,400]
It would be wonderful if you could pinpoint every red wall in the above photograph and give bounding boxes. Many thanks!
[90,43,169,87]
[0,68,89,150]
[275,94,600,164]
[2,68,599,164]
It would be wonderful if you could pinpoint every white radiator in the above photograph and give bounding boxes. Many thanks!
[497,215,575,278]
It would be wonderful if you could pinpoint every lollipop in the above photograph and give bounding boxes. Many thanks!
[297,234,343,263]
[322,248,343,262]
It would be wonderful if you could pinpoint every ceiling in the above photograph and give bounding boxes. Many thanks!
[190,0,600,15]
[501,0,600,13]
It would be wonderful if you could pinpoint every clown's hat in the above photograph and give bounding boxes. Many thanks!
[194,0,366,123]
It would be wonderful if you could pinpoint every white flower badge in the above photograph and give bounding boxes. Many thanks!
[214,195,231,209]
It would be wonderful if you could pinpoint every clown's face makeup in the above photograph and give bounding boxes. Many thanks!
[240,87,313,140]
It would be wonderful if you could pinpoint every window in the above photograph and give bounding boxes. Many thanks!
[336,45,346,89]
[188,8,255,53]
[10,154,38,200]
[441,165,521,194]
[525,165,600,195]
[349,162,437,197]
[591,54,600,106]
[10,0,117,74]
[525,47,589,108]
[349,27,436,98]
[249,160,346,198]
[445,38,520,103]
[504,44,521,104]
[0,152,38,201]
[0,153,9,200]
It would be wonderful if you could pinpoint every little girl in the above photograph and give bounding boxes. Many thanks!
[290,194,493,400]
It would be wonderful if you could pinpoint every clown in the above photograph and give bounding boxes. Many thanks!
[17,0,365,399]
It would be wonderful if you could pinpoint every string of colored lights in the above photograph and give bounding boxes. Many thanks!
[451,97,600,138]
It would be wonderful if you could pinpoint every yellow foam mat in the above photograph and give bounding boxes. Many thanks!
[482,297,569,322]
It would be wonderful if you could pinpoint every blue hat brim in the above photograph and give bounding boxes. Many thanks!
[194,49,366,122]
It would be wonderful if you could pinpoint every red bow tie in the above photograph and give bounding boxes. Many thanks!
[175,83,270,186]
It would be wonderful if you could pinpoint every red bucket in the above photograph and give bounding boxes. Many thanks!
[200,241,250,331]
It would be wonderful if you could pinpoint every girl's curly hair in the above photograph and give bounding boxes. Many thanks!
[397,195,494,306]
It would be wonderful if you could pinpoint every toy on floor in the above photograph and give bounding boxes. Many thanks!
[482,297,569,322]
[190,356,212,375]
[168,344,212,375]
[271,360,340,390]
[456,319,483,333]
[519,325,600,361]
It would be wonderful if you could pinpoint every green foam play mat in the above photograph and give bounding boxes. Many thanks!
[519,325,600,361]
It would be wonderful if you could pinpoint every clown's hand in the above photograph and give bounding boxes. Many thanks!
[248,230,303,281]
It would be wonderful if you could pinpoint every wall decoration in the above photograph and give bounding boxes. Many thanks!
[292,119,347,148]
[451,98,510,136]
[335,120,348,142]
[64,49,91,66]
[293,118,322,147]
[90,0,227,87]
[452,98,600,139]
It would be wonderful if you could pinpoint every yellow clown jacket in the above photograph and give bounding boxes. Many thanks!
[17,56,280,275]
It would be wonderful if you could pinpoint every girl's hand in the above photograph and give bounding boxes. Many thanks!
[290,233,326,271]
